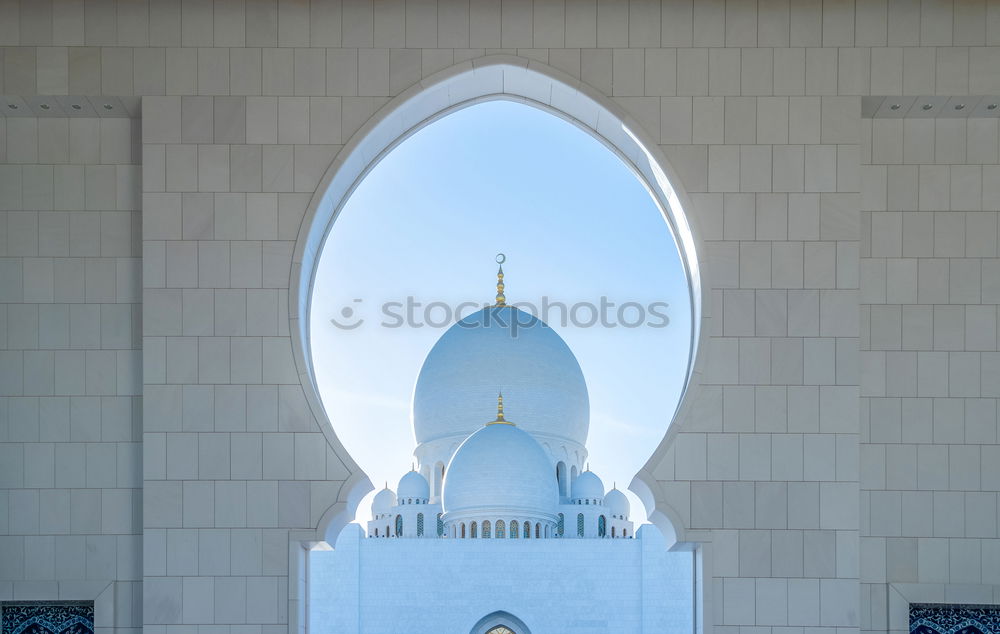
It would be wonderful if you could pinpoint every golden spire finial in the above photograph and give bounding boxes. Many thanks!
[486,391,514,425]
[494,253,506,307]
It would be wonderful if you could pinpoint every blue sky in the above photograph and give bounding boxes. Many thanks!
[309,100,692,525]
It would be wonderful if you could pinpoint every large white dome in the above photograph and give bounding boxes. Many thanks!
[442,421,559,518]
[413,306,589,446]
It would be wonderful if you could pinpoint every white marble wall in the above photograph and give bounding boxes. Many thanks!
[140,91,355,632]
[0,112,142,631]
[0,1,999,633]
[650,87,863,634]
[310,523,693,634]
[860,114,1000,631]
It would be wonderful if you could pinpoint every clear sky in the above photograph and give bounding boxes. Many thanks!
[309,100,692,526]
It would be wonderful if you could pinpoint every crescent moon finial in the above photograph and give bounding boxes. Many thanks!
[494,254,506,306]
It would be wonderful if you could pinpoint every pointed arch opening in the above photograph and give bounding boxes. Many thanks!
[295,55,708,634]
[296,56,705,547]
[470,611,532,634]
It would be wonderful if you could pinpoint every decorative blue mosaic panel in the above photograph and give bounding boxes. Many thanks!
[910,604,1000,634]
[1,602,94,634]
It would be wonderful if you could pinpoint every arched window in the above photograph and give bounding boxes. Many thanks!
[482,520,491,538]
[437,513,444,537]
[433,462,445,498]
[374,528,378,537]
[577,513,584,537]
[385,525,389,537]
[510,520,518,538]
[556,461,567,497]
[461,523,466,538]
[496,520,506,538]
[624,529,628,538]
[470,521,477,538]
[395,515,403,536]
[524,521,530,539]
[472,610,532,634]
[417,513,424,537]
[535,523,540,539]
[612,526,616,538]
[557,513,564,537]
[598,515,607,537]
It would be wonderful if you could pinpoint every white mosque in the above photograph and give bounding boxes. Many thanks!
[310,258,692,634]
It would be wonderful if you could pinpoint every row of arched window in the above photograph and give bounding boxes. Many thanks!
[371,513,426,537]
[574,513,625,538]
[455,519,545,539]
[374,512,628,539]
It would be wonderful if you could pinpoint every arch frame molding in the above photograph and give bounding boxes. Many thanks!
[291,54,710,543]
[287,61,715,634]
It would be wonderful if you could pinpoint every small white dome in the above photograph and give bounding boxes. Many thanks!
[371,488,396,515]
[604,488,629,517]
[397,470,429,500]
[572,470,604,500]
[442,422,558,518]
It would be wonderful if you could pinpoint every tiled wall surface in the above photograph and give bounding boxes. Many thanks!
[0,114,142,630]
[0,1,999,633]
[652,94,863,631]
[140,93,352,632]
[860,116,1000,622]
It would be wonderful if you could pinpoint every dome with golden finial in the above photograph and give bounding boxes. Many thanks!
[411,255,590,449]
[441,394,559,523]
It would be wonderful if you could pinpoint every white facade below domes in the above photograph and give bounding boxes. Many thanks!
[312,524,692,634]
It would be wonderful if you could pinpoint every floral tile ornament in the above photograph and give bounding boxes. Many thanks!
[1,602,94,634]
[910,604,1000,634]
